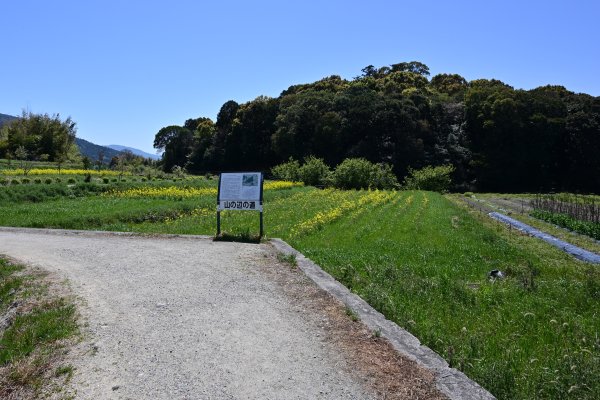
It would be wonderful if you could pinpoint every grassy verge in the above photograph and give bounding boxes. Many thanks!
[0,257,78,399]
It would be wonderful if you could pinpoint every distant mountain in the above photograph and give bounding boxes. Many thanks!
[75,138,123,163]
[106,144,160,160]
[0,113,18,127]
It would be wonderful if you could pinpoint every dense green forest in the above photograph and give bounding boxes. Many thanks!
[154,61,600,193]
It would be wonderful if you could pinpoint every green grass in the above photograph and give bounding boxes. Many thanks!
[0,184,598,399]
[0,257,79,397]
[0,259,24,313]
[0,300,77,364]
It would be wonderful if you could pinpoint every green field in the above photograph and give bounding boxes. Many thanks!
[0,178,598,399]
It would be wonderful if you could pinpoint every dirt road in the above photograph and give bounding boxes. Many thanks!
[0,228,444,399]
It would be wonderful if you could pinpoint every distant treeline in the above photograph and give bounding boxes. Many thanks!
[154,61,600,193]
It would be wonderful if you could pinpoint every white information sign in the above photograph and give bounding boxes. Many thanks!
[217,172,263,211]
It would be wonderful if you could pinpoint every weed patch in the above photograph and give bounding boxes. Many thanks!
[0,257,78,398]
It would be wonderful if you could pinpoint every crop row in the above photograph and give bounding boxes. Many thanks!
[531,193,600,224]
[0,168,130,176]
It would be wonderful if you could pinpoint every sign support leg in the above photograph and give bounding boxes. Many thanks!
[259,211,263,238]
[217,211,221,235]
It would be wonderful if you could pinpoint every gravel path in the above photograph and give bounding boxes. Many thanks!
[0,228,381,399]
[0,228,447,399]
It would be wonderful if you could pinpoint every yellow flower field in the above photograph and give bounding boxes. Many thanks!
[104,180,302,199]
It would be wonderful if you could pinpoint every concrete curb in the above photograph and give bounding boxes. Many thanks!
[270,238,496,400]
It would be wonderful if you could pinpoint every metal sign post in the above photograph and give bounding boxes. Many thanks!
[216,172,264,238]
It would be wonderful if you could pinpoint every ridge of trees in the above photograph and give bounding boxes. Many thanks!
[154,61,600,193]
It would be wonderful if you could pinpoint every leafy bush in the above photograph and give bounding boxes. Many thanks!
[103,178,109,184]
[0,179,9,186]
[171,165,186,178]
[332,158,397,190]
[21,178,30,184]
[299,156,330,187]
[271,158,301,182]
[369,163,399,189]
[34,178,42,184]
[402,165,455,192]
[45,178,53,184]
[67,178,76,184]
[11,179,20,185]
[332,158,372,189]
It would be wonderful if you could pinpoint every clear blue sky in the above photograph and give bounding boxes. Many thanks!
[1,0,598,154]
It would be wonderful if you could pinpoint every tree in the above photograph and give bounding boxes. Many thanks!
[430,74,468,98]
[186,119,216,173]
[153,126,194,172]
[14,146,33,175]
[82,156,92,170]
[390,61,430,76]
[0,111,77,162]
[154,125,187,151]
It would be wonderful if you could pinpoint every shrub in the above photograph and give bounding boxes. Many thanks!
[171,165,186,178]
[402,165,455,193]
[55,178,61,183]
[331,158,398,190]
[141,177,147,182]
[0,179,9,186]
[299,156,330,187]
[45,178,53,184]
[271,158,301,182]
[369,163,399,190]
[34,178,42,184]
[67,178,76,184]
[21,178,30,184]
[103,178,109,184]
[84,173,92,183]
[332,158,373,189]
[11,179,20,185]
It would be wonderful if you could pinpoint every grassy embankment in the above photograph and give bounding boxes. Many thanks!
[0,257,78,398]
[0,177,598,399]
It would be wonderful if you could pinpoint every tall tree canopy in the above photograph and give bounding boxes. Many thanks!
[153,62,600,193]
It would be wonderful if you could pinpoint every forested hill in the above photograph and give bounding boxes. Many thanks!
[167,62,591,193]
[0,113,18,127]
[75,138,123,162]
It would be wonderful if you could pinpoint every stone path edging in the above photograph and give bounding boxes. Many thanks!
[270,238,496,400]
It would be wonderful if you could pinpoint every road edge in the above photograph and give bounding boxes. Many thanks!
[270,238,496,400]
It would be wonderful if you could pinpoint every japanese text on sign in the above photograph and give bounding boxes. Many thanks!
[217,172,263,211]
